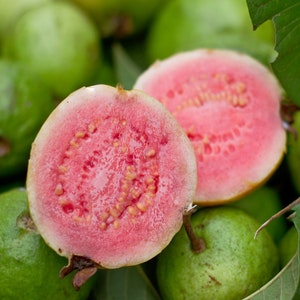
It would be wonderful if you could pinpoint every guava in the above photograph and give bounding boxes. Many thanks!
[231,185,287,243]
[156,206,279,300]
[26,84,197,288]
[286,111,300,194]
[0,0,51,43]
[134,49,286,205]
[146,0,275,65]
[0,187,95,300]
[0,59,54,179]
[278,225,298,267]
[2,1,101,99]
[70,0,168,38]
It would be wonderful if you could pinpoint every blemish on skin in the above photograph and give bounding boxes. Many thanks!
[208,275,222,286]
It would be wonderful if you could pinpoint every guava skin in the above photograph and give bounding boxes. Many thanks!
[230,185,287,244]
[134,49,286,205]
[0,0,52,43]
[0,59,54,179]
[2,1,101,99]
[0,188,95,299]
[27,85,197,272]
[156,206,279,300]
[146,0,275,65]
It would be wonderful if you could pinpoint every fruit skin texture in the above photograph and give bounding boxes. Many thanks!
[230,185,287,244]
[0,59,54,179]
[156,206,279,300]
[134,49,286,205]
[27,84,197,269]
[0,188,94,300]
[0,0,51,43]
[146,0,275,65]
[2,1,100,99]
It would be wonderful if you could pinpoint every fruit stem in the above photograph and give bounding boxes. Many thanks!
[183,205,206,254]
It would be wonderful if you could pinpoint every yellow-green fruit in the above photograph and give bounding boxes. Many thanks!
[157,206,279,300]
[231,186,287,244]
[0,59,54,179]
[2,1,100,99]
[0,0,51,43]
[146,0,275,65]
[0,188,95,300]
[278,225,298,267]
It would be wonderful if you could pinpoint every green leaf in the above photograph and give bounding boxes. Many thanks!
[112,43,142,90]
[246,0,300,105]
[246,0,297,28]
[243,204,300,299]
[92,265,161,300]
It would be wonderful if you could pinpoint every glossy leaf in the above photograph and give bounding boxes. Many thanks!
[243,203,300,299]
[112,43,141,90]
[246,0,300,105]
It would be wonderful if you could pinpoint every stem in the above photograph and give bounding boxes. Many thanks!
[254,197,300,239]
[183,205,206,254]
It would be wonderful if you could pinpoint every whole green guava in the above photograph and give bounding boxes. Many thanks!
[157,206,279,300]
[146,0,275,64]
[2,1,101,99]
[0,59,54,179]
[231,185,287,244]
[0,188,95,300]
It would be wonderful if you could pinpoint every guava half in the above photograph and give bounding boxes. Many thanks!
[27,85,197,285]
[134,49,286,205]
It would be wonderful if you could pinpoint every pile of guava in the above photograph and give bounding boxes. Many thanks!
[1,0,300,299]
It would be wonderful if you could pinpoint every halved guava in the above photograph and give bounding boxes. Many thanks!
[26,85,197,275]
[134,49,286,205]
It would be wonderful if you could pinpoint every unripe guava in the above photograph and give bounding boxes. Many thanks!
[2,1,101,99]
[0,59,54,179]
[231,185,287,243]
[0,188,95,299]
[26,84,197,287]
[156,206,279,300]
[134,49,286,205]
[146,0,275,64]
[0,0,51,43]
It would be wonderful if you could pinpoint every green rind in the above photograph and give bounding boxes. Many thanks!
[157,206,279,300]
[0,188,94,300]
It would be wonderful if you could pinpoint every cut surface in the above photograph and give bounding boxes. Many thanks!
[27,85,197,268]
[134,49,286,205]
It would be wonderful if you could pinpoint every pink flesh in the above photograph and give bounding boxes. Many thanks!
[27,86,196,268]
[134,49,286,204]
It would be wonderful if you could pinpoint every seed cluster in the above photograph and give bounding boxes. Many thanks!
[163,73,250,162]
[162,73,248,111]
[53,116,160,229]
